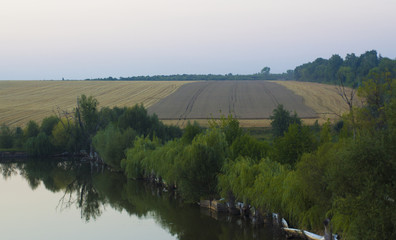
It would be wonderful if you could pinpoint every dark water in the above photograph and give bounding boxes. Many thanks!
[0,160,284,240]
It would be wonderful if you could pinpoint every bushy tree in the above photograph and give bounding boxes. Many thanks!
[178,128,227,201]
[24,120,39,139]
[121,136,160,179]
[25,132,54,157]
[0,124,13,148]
[218,156,260,204]
[230,134,269,161]
[270,104,301,137]
[181,121,202,144]
[271,123,317,166]
[117,104,181,142]
[13,127,24,148]
[93,125,136,169]
[209,114,242,145]
[52,118,79,152]
[40,116,59,136]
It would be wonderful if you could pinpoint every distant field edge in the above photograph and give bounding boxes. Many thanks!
[161,118,327,128]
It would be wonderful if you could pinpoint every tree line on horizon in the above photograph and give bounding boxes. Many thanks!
[294,50,396,86]
[84,50,396,87]
[85,69,294,81]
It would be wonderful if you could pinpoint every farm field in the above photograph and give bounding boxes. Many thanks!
[147,81,317,119]
[0,80,353,128]
[274,80,361,122]
[0,81,189,127]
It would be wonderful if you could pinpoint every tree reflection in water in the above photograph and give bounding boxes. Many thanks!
[0,160,281,240]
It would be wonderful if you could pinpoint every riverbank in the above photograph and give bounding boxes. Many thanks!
[0,150,28,161]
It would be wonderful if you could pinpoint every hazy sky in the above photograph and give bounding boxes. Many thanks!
[1,0,395,80]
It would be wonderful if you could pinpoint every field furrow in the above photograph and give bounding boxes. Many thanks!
[147,81,317,120]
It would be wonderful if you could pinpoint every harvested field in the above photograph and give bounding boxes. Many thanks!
[162,118,322,128]
[0,81,189,127]
[148,81,317,120]
[273,80,361,121]
[1,80,354,128]
[161,119,274,128]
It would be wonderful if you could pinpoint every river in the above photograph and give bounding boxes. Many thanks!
[0,160,284,240]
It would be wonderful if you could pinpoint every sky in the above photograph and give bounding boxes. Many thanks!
[1,0,396,80]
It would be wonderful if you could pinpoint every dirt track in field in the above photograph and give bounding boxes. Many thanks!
[147,81,317,120]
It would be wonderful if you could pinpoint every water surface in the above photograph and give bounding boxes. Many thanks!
[0,160,283,240]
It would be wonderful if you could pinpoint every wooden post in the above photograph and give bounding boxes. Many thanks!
[324,218,332,240]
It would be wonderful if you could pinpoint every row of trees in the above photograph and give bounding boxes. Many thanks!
[86,68,294,81]
[85,50,395,85]
[294,50,396,86]
[0,97,181,158]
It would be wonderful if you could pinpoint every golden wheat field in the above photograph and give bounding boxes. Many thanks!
[0,80,354,128]
[273,80,361,123]
[0,81,190,127]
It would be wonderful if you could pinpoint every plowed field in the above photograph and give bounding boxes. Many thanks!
[147,81,317,120]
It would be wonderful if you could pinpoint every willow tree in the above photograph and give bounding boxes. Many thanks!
[75,94,100,154]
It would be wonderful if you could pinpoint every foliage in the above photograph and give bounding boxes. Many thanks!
[270,104,301,137]
[13,127,24,148]
[40,116,60,136]
[177,128,227,201]
[51,118,79,152]
[75,94,99,151]
[230,134,269,161]
[86,69,295,81]
[25,132,54,157]
[77,94,99,135]
[218,156,288,214]
[121,136,160,179]
[271,123,317,166]
[294,50,394,86]
[218,156,260,203]
[24,120,40,139]
[0,124,14,149]
[92,125,136,169]
[209,114,242,145]
[181,121,202,144]
[117,104,182,142]
[281,143,335,230]
[122,127,228,202]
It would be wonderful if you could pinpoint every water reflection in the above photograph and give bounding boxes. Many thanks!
[0,160,283,240]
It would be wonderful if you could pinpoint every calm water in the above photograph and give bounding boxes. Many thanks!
[0,160,284,240]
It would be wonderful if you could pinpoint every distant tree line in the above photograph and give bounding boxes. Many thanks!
[85,67,295,81]
[294,50,396,86]
[85,50,396,86]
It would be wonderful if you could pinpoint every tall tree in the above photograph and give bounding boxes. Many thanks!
[75,95,99,154]
[336,67,357,138]
[270,104,301,137]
